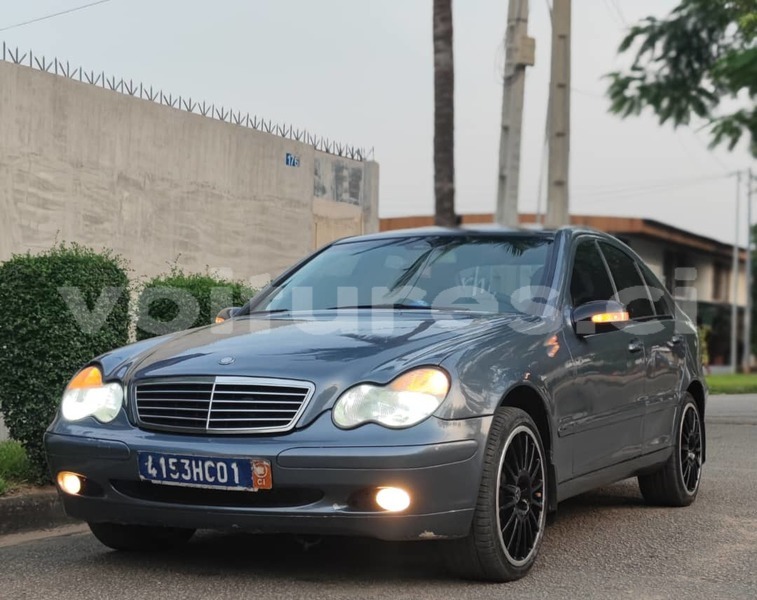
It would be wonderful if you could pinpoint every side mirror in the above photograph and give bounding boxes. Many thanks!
[572,300,629,337]
[215,307,241,324]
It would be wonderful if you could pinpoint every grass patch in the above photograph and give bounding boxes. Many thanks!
[0,440,34,495]
[706,373,757,395]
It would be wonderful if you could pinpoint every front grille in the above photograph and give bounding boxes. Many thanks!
[133,376,314,434]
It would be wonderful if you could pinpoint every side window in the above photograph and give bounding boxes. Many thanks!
[570,240,615,306]
[639,263,674,317]
[599,243,654,320]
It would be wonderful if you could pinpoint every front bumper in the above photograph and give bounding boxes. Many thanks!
[45,413,490,541]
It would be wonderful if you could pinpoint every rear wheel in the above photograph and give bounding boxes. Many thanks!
[445,407,547,582]
[638,393,703,507]
[88,522,195,552]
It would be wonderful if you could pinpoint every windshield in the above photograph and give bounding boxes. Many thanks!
[246,235,554,315]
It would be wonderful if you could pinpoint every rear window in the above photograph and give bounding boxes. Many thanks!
[639,263,674,317]
[599,243,655,320]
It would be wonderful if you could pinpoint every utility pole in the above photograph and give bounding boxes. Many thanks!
[495,0,535,227]
[744,168,754,373]
[545,0,572,228]
[731,172,741,374]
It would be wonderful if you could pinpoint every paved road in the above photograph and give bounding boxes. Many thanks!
[1,396,755,599]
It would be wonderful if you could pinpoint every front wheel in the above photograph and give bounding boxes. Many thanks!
[638,393,703,507]
[445,407,547,582]
[88,522,195,552]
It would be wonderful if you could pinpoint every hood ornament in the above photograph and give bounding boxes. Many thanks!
[218,356,235,366]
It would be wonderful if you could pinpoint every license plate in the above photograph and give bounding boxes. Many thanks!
[137,452,272,492]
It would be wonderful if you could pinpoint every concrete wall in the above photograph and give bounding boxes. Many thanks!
[0,61,379,283]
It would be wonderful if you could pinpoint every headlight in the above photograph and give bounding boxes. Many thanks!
[332,368,450,429]
[61,366,124,423]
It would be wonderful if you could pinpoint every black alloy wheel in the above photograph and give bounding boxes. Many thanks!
[445,407,547,581]
[497,425,545,565]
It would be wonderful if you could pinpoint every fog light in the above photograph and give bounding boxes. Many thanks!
[375,487,411,512]
[57,472,83,496]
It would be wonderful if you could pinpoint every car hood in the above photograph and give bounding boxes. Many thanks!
[99,311,535,426]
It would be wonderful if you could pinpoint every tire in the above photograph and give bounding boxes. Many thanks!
[638,393,703,507]
[88,522,195,552]
[445,407,547,582]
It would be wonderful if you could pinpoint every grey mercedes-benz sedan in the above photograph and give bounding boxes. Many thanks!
[45,226,705,582]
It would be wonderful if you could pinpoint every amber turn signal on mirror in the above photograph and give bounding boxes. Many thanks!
[591,311,630,324]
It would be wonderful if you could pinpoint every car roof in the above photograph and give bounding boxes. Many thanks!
[334,225,616,244]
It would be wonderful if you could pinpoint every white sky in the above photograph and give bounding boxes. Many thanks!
[1,0,754,245]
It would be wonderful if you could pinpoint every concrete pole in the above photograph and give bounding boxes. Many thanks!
[731,172,741,374]
[545,0,571,228]
[495,0,535,227]
[743,169,753,373]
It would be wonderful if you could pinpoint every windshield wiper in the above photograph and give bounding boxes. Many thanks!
[245,308,292,315]
[325,303,470,311]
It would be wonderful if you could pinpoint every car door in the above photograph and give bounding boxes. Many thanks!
[636,262,687,454]
[557,238,647,479]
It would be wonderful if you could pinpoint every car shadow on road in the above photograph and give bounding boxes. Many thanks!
[84,480,649,583]
[89,532,455,583]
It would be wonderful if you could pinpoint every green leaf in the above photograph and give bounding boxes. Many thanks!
[606,0,757,156]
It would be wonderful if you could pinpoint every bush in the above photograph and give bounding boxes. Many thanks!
[136,269,255,341]
[0,244,130,481]
[0,440,32,482]
[0,440,33,495]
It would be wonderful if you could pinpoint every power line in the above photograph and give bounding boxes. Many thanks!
[601,0,624,28]
[578,175,731,205]
[0,0,116,33]
[609,0,628,27]
[571,87,605,99]
[681,128,733,173]
[573,173,726,193]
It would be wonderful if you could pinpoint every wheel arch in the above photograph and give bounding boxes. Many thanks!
[499,384,558,512]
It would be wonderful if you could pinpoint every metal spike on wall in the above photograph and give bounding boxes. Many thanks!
[0,42,371,162]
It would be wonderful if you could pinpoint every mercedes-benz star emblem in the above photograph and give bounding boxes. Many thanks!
[218,356,235,366]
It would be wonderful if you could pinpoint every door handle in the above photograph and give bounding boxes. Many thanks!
[628,339,643,354]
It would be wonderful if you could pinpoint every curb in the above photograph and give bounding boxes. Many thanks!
[0,487,77,536]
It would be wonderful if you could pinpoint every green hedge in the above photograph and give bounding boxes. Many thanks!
[0,244,130,481]
[0,440,33,496]
[136,269,254,341]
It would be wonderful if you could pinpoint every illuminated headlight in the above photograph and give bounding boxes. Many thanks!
[333,368,450,429]
[61,366,124,423]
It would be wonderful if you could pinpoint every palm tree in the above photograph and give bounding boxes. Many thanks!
[433,0,457,227]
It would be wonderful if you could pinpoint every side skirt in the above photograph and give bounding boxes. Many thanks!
[556,447,673,504]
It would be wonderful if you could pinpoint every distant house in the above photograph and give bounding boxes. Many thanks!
[380,214,748,367]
